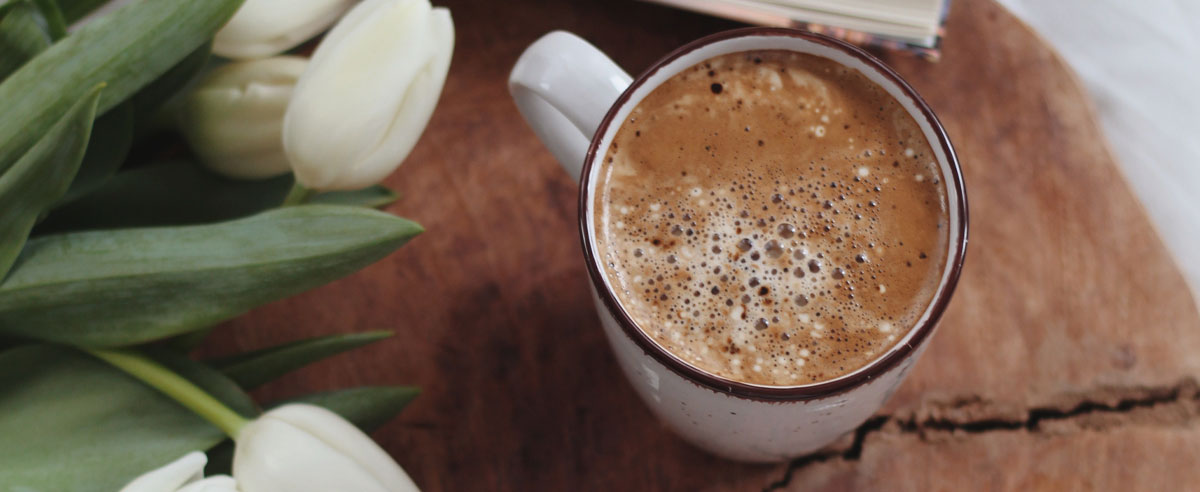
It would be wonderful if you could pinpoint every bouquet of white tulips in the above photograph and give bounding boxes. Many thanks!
[0,0,454,490]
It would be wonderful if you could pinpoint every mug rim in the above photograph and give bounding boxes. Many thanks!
[577,27,968,401]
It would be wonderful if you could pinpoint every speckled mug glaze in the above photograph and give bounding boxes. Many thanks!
[509,28,967,462]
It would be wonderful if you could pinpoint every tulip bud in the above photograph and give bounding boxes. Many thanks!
[283,0,455,191]
[120,452,238,492]
[233,404,419,492]
[179,56,308,180]
[214,0,355,60]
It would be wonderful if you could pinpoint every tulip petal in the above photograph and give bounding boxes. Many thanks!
[119,451,207,492]
[213,0,355,60]
[284,0,454,191]
[234,404,418,492]
[271,404,419,491]
[180,56,308,180]
[347,7,454,191]
[176,475,240,492]
[285,0,433,187]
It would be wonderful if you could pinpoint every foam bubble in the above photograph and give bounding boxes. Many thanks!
[593,49,948,386]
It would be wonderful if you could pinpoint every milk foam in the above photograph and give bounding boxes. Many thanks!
[594,51,948,386]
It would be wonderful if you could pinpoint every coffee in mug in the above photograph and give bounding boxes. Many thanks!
[592,50,947,386]
[510,29,967,461]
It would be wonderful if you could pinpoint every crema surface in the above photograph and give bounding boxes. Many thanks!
[593,50,948,386]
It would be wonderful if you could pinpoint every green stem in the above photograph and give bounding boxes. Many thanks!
[281,181,315,207]
[85,347,248,439]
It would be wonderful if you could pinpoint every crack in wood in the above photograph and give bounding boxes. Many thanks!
[763,379,1199,491]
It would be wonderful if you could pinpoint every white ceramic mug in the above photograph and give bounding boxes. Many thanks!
[509,28,968,462]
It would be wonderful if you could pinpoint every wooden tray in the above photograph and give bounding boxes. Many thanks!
[204,0,1200,489]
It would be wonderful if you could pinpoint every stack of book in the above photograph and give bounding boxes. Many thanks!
[642,0,951,60]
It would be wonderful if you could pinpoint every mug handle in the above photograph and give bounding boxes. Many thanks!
[508,31,633,183]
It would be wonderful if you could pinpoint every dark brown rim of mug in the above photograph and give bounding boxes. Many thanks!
[578,27,968,401]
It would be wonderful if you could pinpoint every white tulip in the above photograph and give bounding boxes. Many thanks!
[176,477,240,492]
[283,0,454,191]
[233,404,419,492]
[179,56,308,180]
[120,451,239,492]
[214,0,356,60]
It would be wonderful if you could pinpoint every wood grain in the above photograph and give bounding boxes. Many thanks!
[199,0,1200,489]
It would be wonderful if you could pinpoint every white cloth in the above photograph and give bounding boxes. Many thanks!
[996,0,1200,298]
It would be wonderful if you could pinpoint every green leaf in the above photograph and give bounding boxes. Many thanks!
[36,161,293,234]
[30,0,64,40]
[313,185,402,209]
[0,345,254,491]
[162,326,216,353]
[0,336,19,352]
[0,1,51,80]
[0,0,245,174]
[0,84,101,278]
[284,386,420,431]
[52,35,208,208]
[0,205,423,347]
[144,347,259,418]
[132,41,211,128]
[205,385,419,476]
[55,0,110,24]
[57,100,133,206]
[213,331,393,389]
